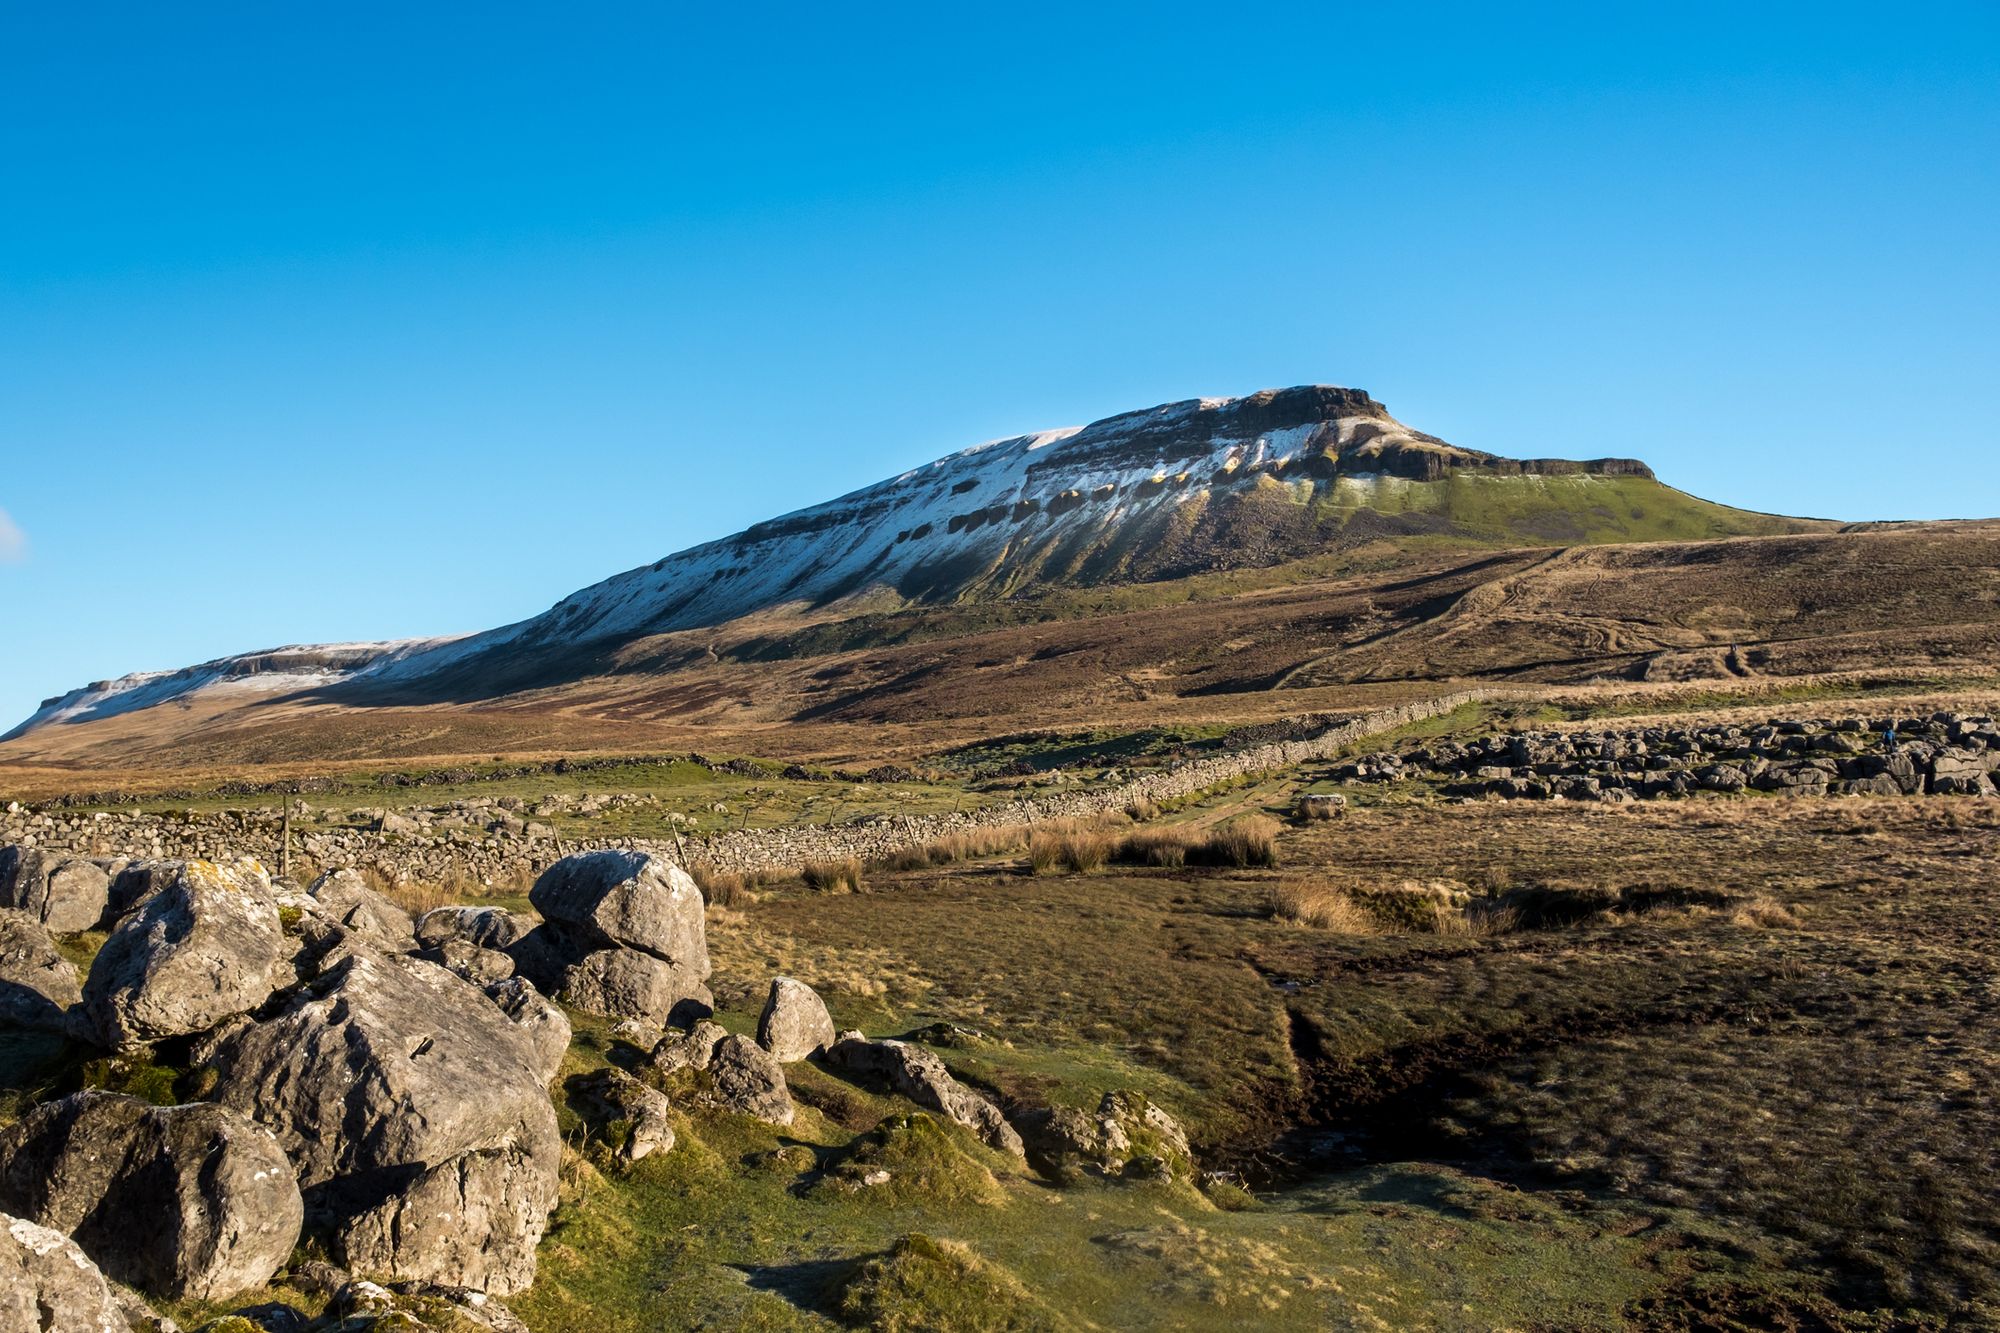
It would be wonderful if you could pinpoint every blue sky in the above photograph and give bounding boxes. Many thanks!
[3,3,1997,731]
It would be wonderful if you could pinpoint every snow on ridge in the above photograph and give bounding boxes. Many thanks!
[12,385,1408,734]
[382,387,1403,660]
[5,635,467,739]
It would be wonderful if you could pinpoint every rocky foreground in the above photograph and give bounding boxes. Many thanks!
[0,846,1183,1331]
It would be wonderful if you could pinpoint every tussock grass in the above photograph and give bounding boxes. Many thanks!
[692,867,753,907]
[1022,816,1289,876]
[1267,877,1377,933]
[1116,826,1195,867]
[1197,815,1280,868]
[1028,827,1113,875]
[875,825,1034,873]
[802,857,866,894]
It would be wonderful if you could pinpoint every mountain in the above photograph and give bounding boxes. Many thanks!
[8,385,1839,748]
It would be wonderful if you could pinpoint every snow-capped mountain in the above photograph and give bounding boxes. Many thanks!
[10,385,1676,737]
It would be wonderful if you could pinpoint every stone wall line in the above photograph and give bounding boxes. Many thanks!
[0,691,1494,886]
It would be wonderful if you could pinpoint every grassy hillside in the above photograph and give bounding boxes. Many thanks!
[913,472,1826,603]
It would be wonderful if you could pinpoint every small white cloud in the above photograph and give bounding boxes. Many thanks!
[0,508,23,563]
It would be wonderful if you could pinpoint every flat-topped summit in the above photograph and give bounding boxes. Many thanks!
[1027,385,1651,483]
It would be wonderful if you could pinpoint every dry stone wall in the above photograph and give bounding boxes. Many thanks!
[0,692,1490,885]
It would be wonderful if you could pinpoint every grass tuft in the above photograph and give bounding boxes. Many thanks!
[802,857,866,894]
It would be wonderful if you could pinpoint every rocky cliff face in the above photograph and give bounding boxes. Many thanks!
[9,385,1695,734]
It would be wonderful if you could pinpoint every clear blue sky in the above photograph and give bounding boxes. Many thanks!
[4,3,1997,731]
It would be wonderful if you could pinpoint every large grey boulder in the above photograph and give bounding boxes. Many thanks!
[0,1091,301,1301]
[0,909,82,1032]
[210,950,559,1295]
[828,1036,1023,1157]
[483,977,571,1084]
[0,1212,132,1333]
[557,945,712,1029]
[81,858,288,1048]
[0,846,112,935]
[428,939,516,986]
[1931,750,1996,795]
[529,850,708,971]
[308,868,417,952]
[757,976,835,1062]
[333,1144,555,1297]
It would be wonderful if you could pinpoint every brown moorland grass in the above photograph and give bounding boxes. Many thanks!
[729,792,2000,1314]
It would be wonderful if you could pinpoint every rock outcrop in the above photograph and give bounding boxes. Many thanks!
[0,1212,133,1333]
[0,846,111,935]
[0,1091,302,1301]
[647,1019,729,1075]
[828,1036,1023,1157]
[757,976,835,1062]
[570,1068,676,1161]
[0,909,82,1032]
[81,858,289,1048]
[1018,1091,1193,1183]
[210,949,561,1295]
[645,1023,794,1126]
[1347,712,2000,804]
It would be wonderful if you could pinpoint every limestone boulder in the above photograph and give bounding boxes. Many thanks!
[0,1091,302,1301]
[333,1143,556,1297]
[106,860,183,919]
[557,945,712,1029]
[428,938,515,986]
[644,1022,791,1124]
[0,1212,132,1333]
[81,859,288,1048]
[647,1019,729,1076]
[0,846,112,935]
[1931,750,1996,796]
[483,977,571,1084]
[415,905,533,952]
[757,975,835,1062]
[828,1036,1023,1157]
[210,950,560,1295]
[529,850,708,972]
[698,1034,795,1127]
[308,869,417,952]
[0,909,82,1032]
[419,907,561,988]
